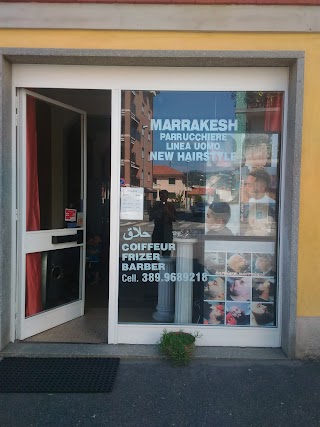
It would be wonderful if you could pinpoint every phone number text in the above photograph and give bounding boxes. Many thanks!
[142,272,208,283]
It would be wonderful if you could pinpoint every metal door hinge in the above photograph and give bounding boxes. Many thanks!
[15,96,18,126]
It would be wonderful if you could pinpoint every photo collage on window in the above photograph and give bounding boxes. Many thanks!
[203,249,276,327]
[204,132,279,238]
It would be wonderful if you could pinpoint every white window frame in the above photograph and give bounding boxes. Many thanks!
[11,65,288,347]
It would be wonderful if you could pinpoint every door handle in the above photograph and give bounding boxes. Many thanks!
[52,230,83,245]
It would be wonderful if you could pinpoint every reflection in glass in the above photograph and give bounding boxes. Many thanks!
[118,90,283,330]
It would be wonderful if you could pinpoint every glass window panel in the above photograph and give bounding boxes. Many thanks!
[26,96,82,231]
[118,90,283,328]
[25,247,81,317]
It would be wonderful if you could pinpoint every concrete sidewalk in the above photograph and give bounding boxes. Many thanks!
[1,342,287,360]
[0,356,319,426]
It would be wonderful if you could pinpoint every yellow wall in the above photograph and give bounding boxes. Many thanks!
[1,29,320,316]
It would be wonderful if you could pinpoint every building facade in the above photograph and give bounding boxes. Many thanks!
[0,0,320,358]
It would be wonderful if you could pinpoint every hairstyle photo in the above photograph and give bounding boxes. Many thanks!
[226,276,251,302]
[252,278,275,302]
[204,252,226,275]
[251,302,275,327]
[206,171,240,205]
[204,276,225,301]
[227,253,251,275]
[242,133,272,168]
[252,253,276,276]
[226,302,250,326]
[203,302,225,325]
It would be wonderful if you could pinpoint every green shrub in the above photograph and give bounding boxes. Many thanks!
[158,330,201,366]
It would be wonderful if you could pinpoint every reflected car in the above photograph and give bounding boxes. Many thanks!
[190,202,206,217]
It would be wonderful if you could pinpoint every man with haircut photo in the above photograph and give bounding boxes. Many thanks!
[242,133,271,171]
[242,169,277,236]
[244,169,275,205]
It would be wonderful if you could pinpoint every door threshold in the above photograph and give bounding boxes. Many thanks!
[0,342,287,360]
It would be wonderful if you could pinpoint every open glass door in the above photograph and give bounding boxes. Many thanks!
[17,89,86,340]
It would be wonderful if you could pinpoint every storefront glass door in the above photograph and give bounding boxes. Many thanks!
[17,90,86,340]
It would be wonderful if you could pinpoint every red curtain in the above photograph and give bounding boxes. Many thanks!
[25,96,42,316]
[264,93,283,132]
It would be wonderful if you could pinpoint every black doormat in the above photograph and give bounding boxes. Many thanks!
[0,357,120,393]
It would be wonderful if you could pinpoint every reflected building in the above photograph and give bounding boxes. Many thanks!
[235,91,283,133]
[121,90,156,210]
[153,165,186,204]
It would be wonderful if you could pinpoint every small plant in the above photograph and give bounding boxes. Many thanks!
[158,329,201,366]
